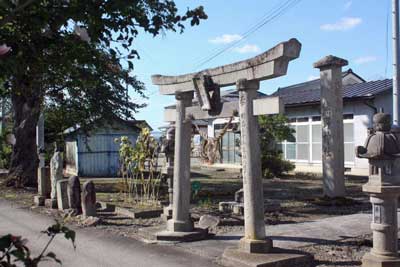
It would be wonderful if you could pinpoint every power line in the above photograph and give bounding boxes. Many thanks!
[189,0,293,67]
[193,0,302,70]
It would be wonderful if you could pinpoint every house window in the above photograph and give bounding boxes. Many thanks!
[281,114,355,164]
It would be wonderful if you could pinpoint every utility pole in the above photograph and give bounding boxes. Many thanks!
[393,0,400,126]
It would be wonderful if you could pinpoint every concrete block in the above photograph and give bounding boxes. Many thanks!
[138,225,209,242]
[220,247,313,267]
[362,252,400,267]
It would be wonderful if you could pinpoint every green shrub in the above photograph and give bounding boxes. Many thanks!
[258,114,295,178]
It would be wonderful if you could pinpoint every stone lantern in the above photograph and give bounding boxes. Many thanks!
[356,112,400,267]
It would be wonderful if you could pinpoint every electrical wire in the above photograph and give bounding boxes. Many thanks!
[193,0,303,70]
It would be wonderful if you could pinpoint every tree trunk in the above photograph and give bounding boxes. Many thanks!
[7,89,41,188]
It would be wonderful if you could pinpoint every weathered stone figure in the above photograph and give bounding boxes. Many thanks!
[82,180,96,217]
[67,176,82,214]
[50,146,63,200]
[356,112,400,267]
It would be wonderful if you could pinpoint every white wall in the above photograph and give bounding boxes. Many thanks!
[204,93,393,177]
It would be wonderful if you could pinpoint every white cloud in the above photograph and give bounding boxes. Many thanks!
[209,34,243,44]
[320,17,362,31]
[354,56,377,65]
[307,75,319,81]
[344,1,352,10]
[232,44,260,54]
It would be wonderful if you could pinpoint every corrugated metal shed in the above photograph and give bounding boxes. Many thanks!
[64,120,147,177]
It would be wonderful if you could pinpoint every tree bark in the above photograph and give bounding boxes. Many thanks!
[7,87,41,187]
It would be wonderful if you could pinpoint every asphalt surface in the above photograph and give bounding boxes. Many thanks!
[0,199,218,267]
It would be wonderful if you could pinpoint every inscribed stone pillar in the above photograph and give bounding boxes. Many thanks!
[237,79,272,253]
[167,91,193,232]
[57,179,70,211]
[314,55,348,198]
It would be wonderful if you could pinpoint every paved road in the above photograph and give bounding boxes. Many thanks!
[0,199,218,267]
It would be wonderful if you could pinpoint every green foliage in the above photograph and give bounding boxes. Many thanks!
[0,221,75,267]
[116,128,161,205]
[258,114,295,178]
[0,1,207,129]
[0,1,207,182]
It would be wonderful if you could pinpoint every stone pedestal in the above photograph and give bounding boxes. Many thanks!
[166,91,194,233]
[360,158,400,267]
[34,165,50,206]
[314,55,348,198]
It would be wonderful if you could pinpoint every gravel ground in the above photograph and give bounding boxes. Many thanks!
[299,234,373,267]
[0,171,377,267]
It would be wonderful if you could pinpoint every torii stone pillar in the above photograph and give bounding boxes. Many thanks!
[237,79,271,253]
[167,91,194,232]
[314,55,348,198]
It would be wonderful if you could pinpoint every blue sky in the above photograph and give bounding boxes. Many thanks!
[130,0,391,129]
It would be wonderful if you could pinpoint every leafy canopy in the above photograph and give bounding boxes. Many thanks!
[0,0,207,132]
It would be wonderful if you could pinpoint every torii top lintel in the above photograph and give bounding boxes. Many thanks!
[151,38,301,95]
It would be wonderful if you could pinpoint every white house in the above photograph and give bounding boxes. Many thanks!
[177,69,394,176]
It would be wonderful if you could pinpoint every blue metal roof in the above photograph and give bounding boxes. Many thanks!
[272,79,392,106]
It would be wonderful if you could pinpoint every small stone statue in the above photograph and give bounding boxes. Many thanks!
[67,176,82,214]
[356,113,400,160]
[356,113,400,176]
[356,112,400,266]
[50,145,63,200]
[82,180,96,217]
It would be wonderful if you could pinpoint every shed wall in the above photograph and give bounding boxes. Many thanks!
[77,132,137,177]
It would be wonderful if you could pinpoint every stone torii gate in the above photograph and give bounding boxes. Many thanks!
[152,39,310,266]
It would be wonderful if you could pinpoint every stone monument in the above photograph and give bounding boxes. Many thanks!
[161,126,175,221]
[34,148,51,206]
[314,55,348,198]
[67,175,82,215]
[356,112,400,267]
[82,180,96,217]
[46,145,63,208]
[56,179,70,211]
